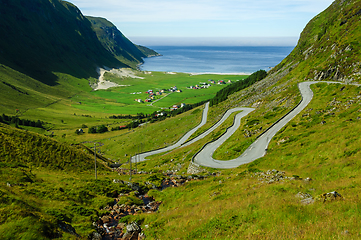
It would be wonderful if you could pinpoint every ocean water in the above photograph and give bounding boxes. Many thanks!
[139,46,295,74]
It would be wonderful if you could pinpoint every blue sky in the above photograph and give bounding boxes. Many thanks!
[68,0,334,46]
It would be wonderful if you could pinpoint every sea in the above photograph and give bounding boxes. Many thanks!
[139,46,295,74]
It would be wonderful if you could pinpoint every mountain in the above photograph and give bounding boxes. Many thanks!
[86,16,159,68]
[0,0,156,86]
[271,0,361,83]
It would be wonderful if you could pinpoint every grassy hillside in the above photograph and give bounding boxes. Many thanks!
[103,0,361,238]
[0,123,124,239]
[3,0,361,239]
[272,0,361,83]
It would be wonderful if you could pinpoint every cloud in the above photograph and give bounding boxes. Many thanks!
[69,0,333,22]
[130,36,299,46]
[67,0,334,40]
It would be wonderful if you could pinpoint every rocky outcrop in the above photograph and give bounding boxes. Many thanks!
[187,161,205,174]
[92,174,210,239]
[317,191,343,202]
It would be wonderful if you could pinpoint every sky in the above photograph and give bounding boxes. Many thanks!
[67,0,335,46]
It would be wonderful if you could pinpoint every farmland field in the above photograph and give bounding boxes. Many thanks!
[71,71,248,115]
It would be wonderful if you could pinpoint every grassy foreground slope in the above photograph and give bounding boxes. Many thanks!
[0,123,124,239]
[118,0,361,238]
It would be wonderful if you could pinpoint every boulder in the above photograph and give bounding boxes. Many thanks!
[318,191,343,202]
[88,231,102,240]
[122,222,142,240]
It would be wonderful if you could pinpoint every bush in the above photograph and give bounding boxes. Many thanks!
[88,126,97,133]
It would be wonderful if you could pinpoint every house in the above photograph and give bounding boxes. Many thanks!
[181,103,186,108]
[135,99,143,103]
[171,104,179,110]
[228,80,232,83]
[156,112,165,117]
[176,89,182,93]
[145,99,152,102]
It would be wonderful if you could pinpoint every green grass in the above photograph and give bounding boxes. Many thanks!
[3,0,361,238]
[71,71,247,114]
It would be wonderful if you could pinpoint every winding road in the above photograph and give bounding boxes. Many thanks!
[132,81,345,168]
[131,102,210,162]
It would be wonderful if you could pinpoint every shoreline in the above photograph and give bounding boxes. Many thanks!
[189,72,251,76]
[94,67,143,91]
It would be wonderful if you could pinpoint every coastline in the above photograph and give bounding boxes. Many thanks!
[139,45,293,75]
[189,72,251,76]
[94,67,143,91]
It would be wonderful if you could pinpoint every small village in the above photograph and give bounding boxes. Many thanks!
[134,79,232,104]
[134,86,181,104]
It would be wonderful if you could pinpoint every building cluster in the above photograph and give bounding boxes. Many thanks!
[187,79,232,90]
[170,103,186,111]
[135,86,182,103]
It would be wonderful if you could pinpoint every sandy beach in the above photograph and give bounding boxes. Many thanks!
[94,67,144,90]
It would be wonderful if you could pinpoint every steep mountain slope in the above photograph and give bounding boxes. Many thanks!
[0,0,155,86]
[0,0,123,85]
[87,16,159,68]
[272,0,361,83]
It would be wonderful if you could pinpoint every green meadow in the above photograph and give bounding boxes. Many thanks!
[71,71,248,114]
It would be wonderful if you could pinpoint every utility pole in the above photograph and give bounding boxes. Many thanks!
[135,145,139,173]
[94,143,97,180]
[129,156,132,183]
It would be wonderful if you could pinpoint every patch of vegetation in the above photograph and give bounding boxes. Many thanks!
[210,70,267,106]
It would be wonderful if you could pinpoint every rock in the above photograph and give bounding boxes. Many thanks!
[296,192,315,205]
[127,182,141,191]
[58,221,80,237]
[301,197,315,205]
[88,231,102,240]
[101,216,111,224]
[138,232,146,239]
[318,191,343,202]
[113,179,124,184]
[187,161,205,174]
[303,177,312,183]
[126,222,141,233]
[122,221,142,240]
